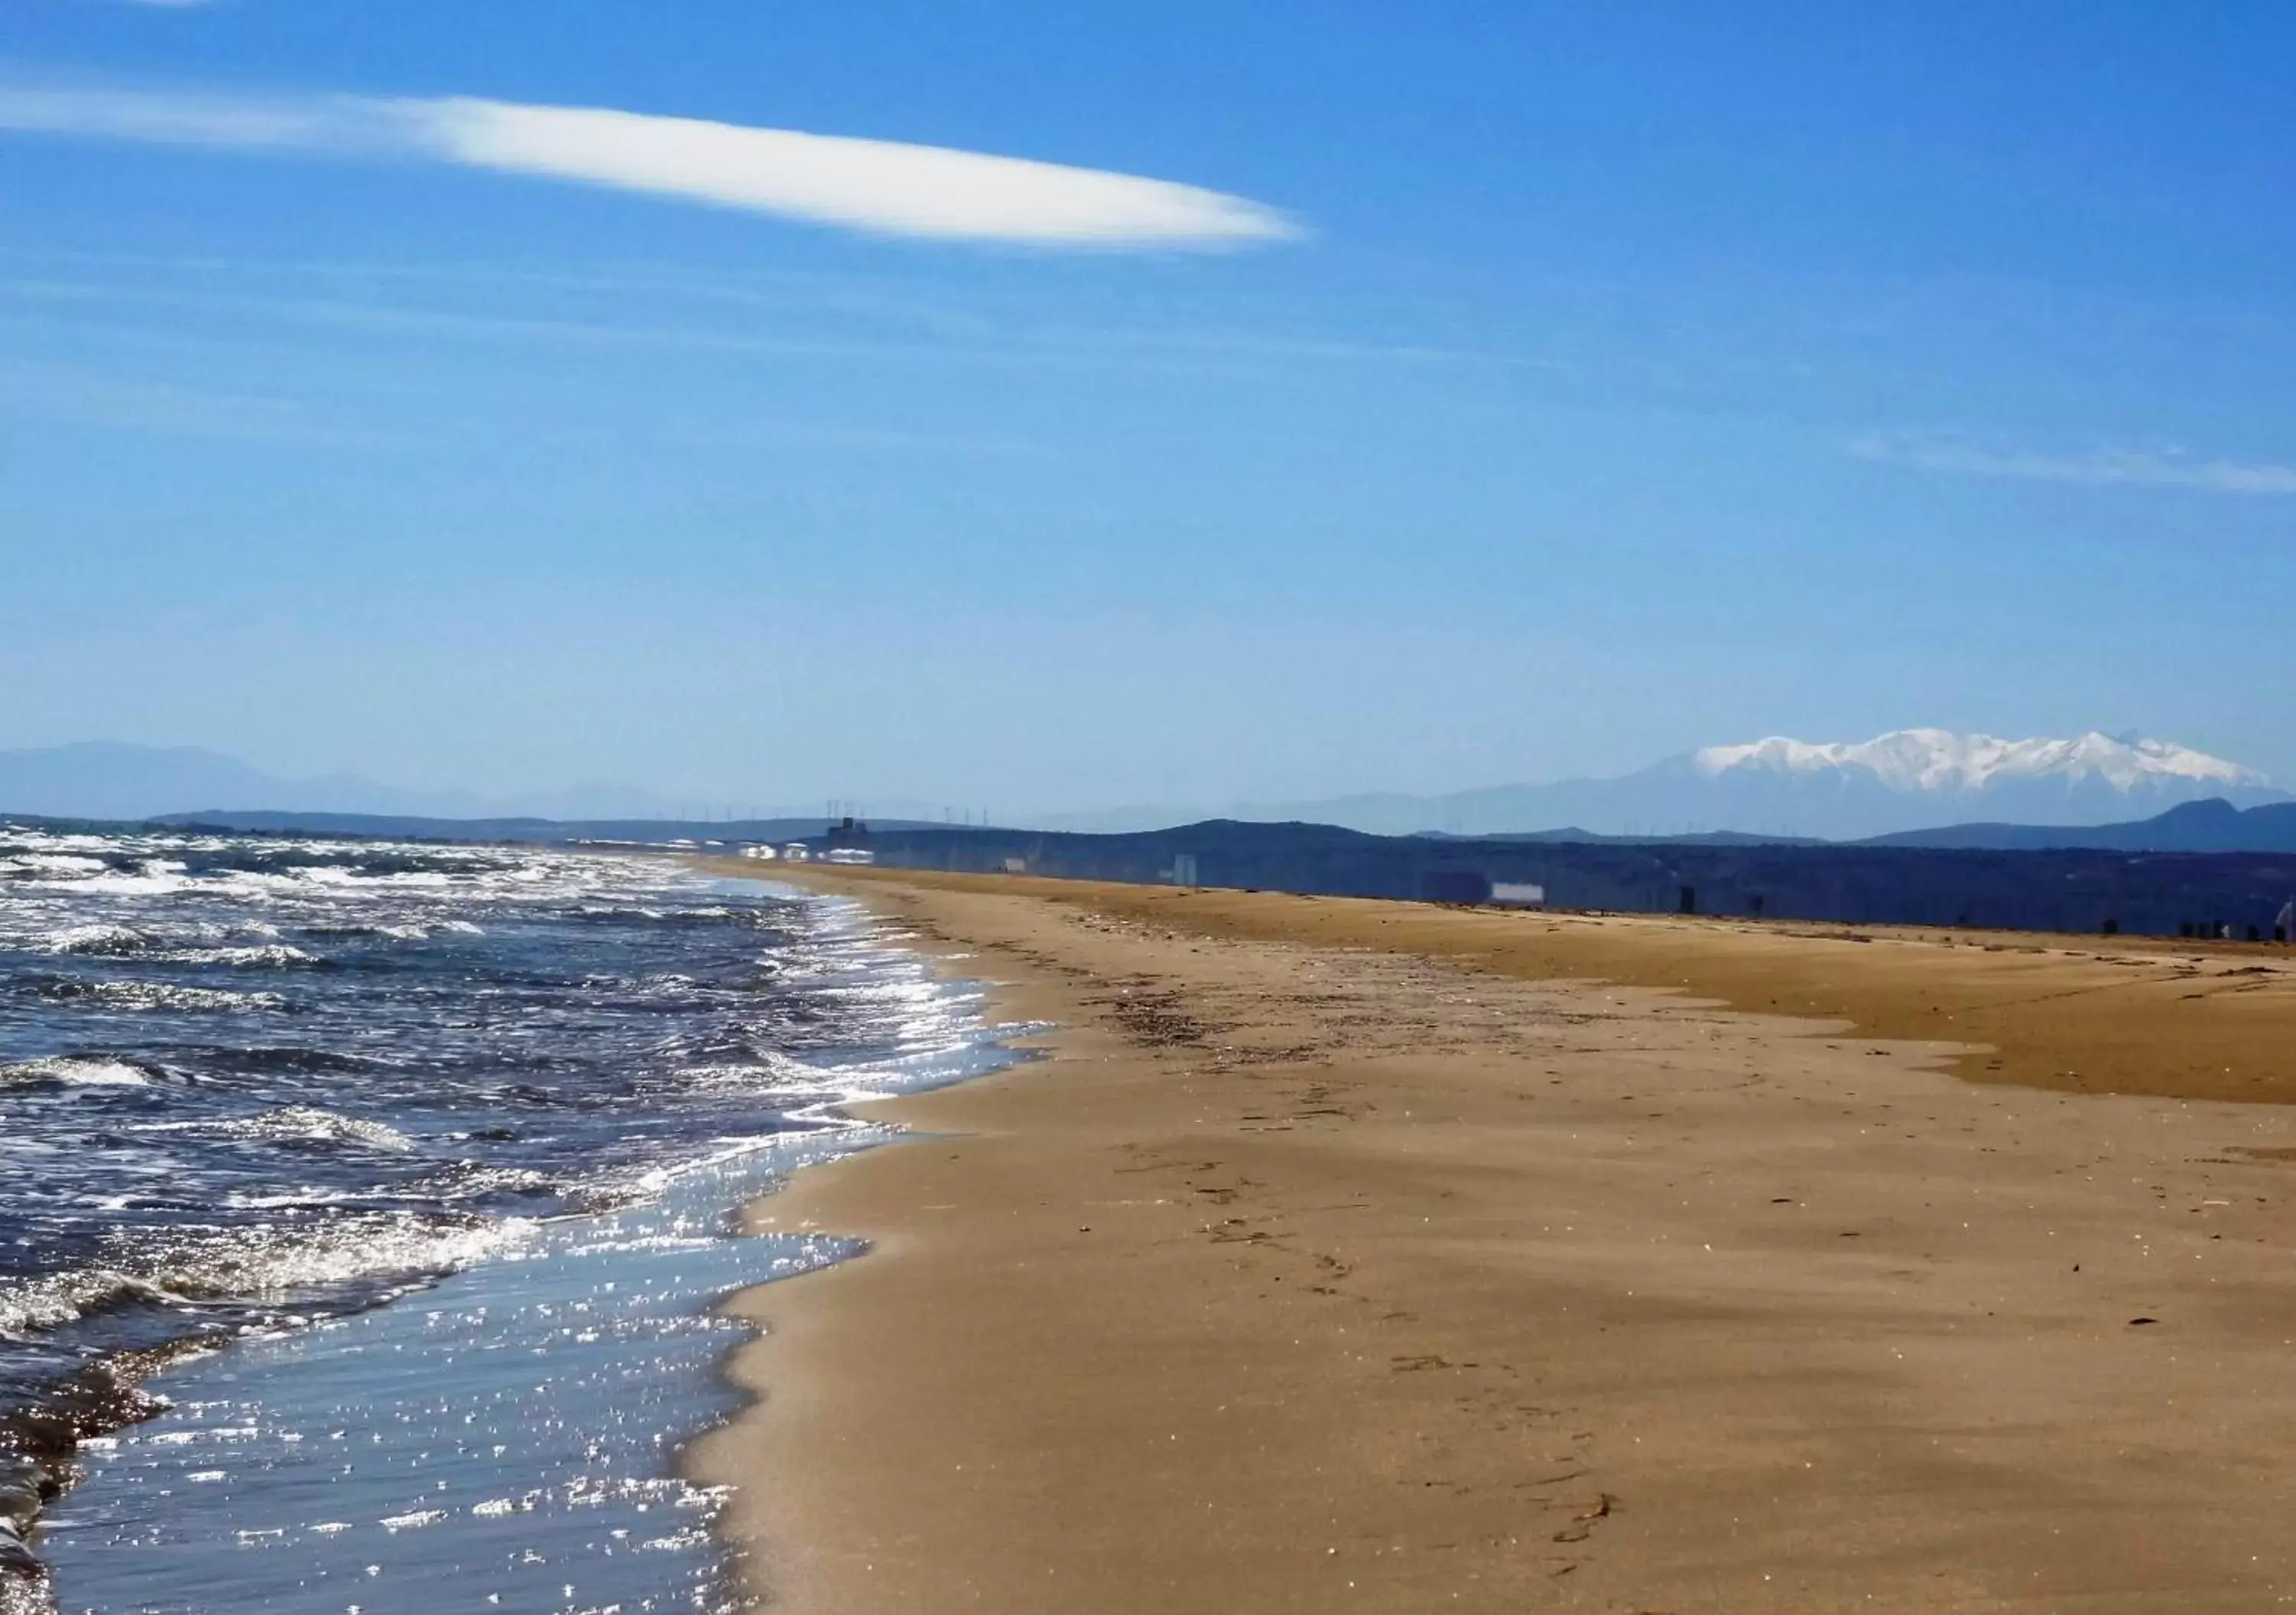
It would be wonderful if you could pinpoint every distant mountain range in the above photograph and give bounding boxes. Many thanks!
[0,742,911,825]
[1030,729,2288,841]
[4,731,2288,848]
[0,743,680,823]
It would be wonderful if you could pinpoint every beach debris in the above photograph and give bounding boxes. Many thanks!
[1552,1492,1616,1543]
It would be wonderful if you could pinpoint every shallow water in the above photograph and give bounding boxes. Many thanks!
[42,1141,859,1613]
[0,827,1013,1610]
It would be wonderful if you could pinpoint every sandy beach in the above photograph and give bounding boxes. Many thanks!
[689,867,2296,1612]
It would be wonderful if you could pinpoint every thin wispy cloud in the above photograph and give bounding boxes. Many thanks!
[0,354,387,446]
[0,81,1300,249]
[1,262,1529,385]
[1847,432,2296,496]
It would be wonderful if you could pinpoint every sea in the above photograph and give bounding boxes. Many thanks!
[0,825,1014,1613]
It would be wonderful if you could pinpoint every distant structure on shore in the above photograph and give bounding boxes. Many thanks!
[739,818,876,866]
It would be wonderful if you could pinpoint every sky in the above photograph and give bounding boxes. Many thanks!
[5,1,2294,814]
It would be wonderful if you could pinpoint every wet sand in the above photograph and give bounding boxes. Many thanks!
[689,868,2296,1613]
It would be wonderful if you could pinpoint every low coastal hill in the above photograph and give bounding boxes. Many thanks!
[1448,797,2296,853]
[1864,796,2296,853]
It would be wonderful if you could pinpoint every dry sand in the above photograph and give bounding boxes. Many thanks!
[687,868,2296,1613]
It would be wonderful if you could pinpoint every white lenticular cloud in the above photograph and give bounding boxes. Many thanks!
[0,82,1300,250]
[408,100,1296,246]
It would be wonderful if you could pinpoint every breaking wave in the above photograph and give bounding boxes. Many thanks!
[0,1056,165,1090]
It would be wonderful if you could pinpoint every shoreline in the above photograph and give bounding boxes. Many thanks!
[693,865,2296,1612]
[682,870,1068,1611]
[15,861,1000,1615]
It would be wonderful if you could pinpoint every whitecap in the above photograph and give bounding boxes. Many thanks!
[2,853,108,877]
[0,1267,171,1334]
[158,944,314,970]
[43,924,149,957]
[0,1214,540,1336]
[29,869,194,898]
[77,981,283,1013]
[0,1055,155,1089]
[237,1106,418,1153]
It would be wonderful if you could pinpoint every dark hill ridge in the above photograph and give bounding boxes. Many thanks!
[1861,798,2296,853]
[1433,827,1826,847]
[824,818,2296,941]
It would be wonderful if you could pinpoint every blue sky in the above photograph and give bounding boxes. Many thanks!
[5,1,2294,812]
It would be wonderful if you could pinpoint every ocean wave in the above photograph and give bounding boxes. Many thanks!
[0,1212,536,1338]
[0,853,108,878]
[0,832,122,856]
[41,925,150,958]
[417,1161,563,1202]
[675,1052,844,1096]
[217,1187,378,1211]
[0,1057,165,1091]
[152,945,316,971]
[295,919,476,943]
[30,980,285,1014]
[0,1268,183,1335]
[198,1045,386,1077]
[585,1132,823,1208]
[282,866,458,892]
[120,1104,420,1154]
[21,869,194,899]
[232,1106,419,1153]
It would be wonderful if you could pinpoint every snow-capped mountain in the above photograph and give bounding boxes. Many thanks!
[1693,729,2265,796]
[1657,729,2280,839]
[1030,729,2285,840]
